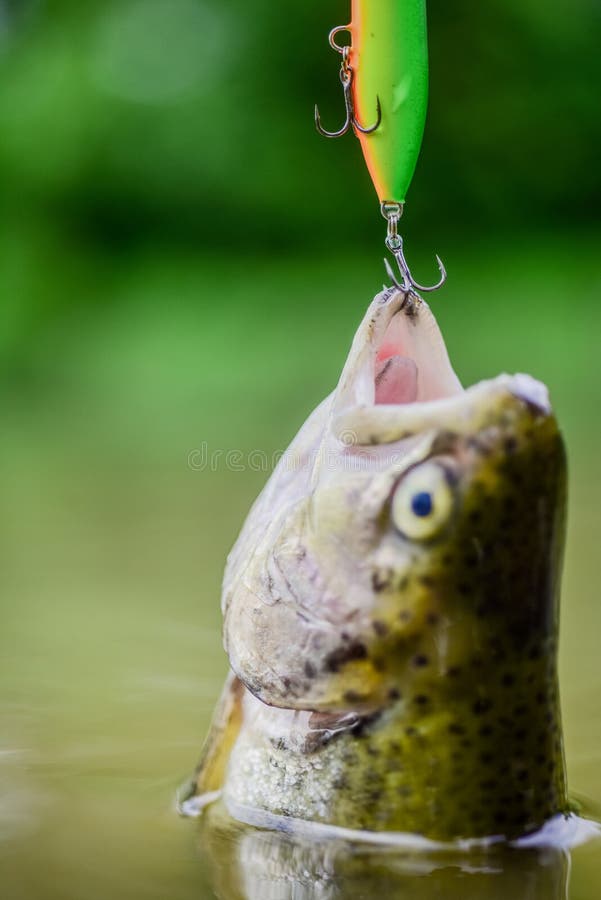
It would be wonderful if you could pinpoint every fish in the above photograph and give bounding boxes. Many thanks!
[182,288,569,842]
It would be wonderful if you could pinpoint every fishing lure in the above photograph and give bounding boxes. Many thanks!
[315,3,446,295]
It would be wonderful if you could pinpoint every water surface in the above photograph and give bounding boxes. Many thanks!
[2,243,600,898]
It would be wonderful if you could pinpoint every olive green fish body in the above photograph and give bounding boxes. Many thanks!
[188,290,568,841]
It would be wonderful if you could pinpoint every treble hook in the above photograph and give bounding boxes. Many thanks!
[382,202,447,296]
[315,27,381,139]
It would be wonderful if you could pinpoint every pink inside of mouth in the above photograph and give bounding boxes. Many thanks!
[372,306,463,406]
[375,353,418,404]
[375,318,419,404]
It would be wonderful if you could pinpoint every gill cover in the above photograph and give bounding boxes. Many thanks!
[222,291,463,711]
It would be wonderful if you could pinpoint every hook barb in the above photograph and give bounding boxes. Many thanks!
[384,241,447,296]
[353,95,381,135]
[315,101,351,139]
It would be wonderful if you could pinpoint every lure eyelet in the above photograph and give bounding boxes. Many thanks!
[329,25,352,54]
[381,202,447,297]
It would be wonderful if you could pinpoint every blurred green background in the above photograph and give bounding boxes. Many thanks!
[1,1,600,898]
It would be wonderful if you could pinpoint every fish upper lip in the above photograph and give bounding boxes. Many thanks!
[329,289,554,447]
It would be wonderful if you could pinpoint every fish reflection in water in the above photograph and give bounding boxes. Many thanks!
[198,803,583,900]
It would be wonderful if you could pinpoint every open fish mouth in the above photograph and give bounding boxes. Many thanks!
[332,289,552,448]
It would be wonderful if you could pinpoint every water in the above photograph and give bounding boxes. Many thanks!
[2,244,601,897]
[199,803,601,900]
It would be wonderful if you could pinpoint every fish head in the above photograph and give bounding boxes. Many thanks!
[223,290,566,716]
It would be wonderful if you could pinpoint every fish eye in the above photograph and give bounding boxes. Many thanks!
[391,462,455,541]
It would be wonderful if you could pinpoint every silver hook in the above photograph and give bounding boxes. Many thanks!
[381,202,447,295]
[315,28,381,139]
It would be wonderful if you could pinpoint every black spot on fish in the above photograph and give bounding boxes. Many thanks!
[372,619,388,637]
[371,572,391,593]
[449,723,466,736]
[304,661,316,679]
[413,654,429,668]
[344,690,362,704]
[324,641,367,673]
[473,698,493,715]
[414,694,429,706]
[388,687,402,701]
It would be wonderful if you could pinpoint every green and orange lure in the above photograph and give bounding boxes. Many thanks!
[315,1,446,295]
